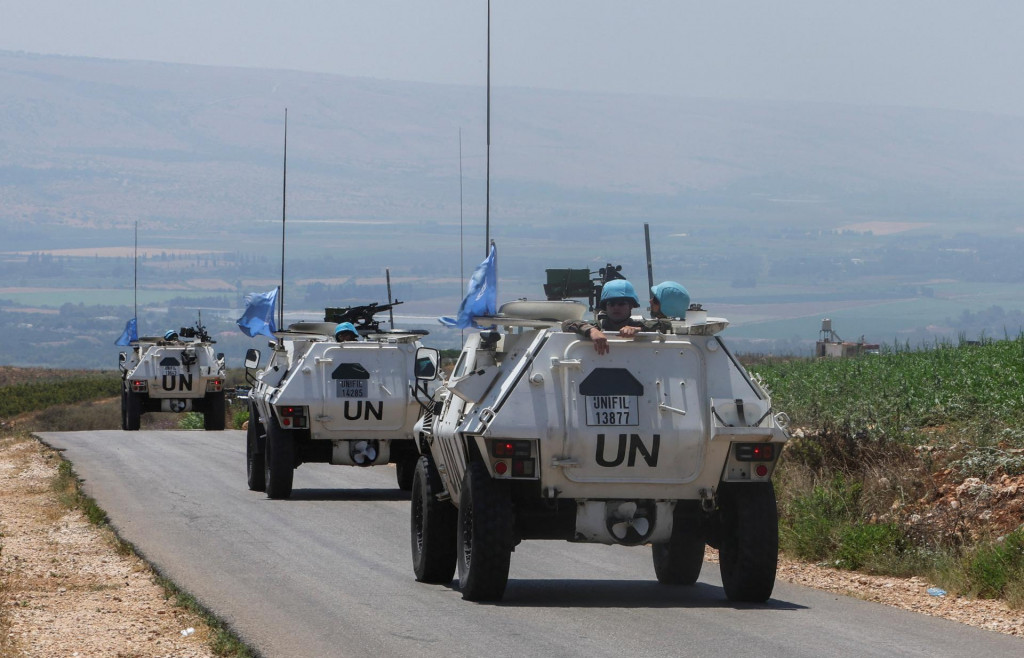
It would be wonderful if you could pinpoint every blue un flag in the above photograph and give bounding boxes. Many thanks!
[440,243,497,329]
[115,317,138,346]
[237,288,279,338]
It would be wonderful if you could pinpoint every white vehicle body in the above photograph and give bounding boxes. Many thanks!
[119,334,227,431]
[245,322,437,499]
[411,300,789,602]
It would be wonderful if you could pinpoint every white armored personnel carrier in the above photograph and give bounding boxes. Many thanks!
[118,320,227,431]
[410,267,790,602]
[244,302,439,499]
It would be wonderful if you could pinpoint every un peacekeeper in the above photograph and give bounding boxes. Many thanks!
[334,322,361,342]
[650,280,690,320]
[562,279,647,355]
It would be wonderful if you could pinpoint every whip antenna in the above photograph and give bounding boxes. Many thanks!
[644,223,654,312]
[386,268,395,328]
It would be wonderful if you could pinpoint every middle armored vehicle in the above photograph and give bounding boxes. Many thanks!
[410,269,790,602]
[244,303,438,499]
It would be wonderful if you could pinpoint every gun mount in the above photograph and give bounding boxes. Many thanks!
[543,263,627,311]
[324,301,404,334]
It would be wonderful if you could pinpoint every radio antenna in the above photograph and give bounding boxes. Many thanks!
[644,223,654,312]
[386,268,395,328]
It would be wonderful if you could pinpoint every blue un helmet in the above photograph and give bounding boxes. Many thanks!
[599,279,641,309]
[164,330,179,341]
[651,281,691,319]
[334,322,362,341]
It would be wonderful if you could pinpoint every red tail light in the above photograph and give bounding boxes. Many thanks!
[735,443,775,461]
[278,406,308,429]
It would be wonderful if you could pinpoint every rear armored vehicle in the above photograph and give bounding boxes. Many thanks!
[244,302,439,499]
[411,267,789,602]
[119,319,227,431]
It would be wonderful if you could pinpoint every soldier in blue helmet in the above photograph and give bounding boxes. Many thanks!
[650,281,690,320]
[563,279,647,354]
[163,330,179,342]
[334,322,361,342]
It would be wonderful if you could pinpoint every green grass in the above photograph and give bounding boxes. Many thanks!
[0,374,121,418]
[751,336,1024,606]
[752,334,1024,446]
[177,412,205,430]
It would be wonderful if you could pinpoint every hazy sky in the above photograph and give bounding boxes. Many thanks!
[4,0,1024,116]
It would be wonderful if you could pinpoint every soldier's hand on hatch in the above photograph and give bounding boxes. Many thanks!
[590,329,610,355]
[618,325,639,338]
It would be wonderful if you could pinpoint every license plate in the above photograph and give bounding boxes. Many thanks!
[337,379,368,398]
[585,395,638,426]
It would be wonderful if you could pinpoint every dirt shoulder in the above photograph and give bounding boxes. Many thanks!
[0,434,220,657]
[1,432,1021,658]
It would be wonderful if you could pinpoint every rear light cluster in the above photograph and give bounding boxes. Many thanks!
[278,405,308,429]
[735,443,775,462]
[206,378,224,392]
[488,439,536,478]
[131,380,147,393]
[734,442,775,478]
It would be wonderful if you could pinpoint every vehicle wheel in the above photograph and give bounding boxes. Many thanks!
[395,456,417,491]
[120,386,128,431]
[411,454,457,584]
[246,400,266,492]
[204,390,226,431]
[652,525,705,585]
[263,415,294,499]
[718,482,779,602]
[457,460,513,601]
[125,388,142,431]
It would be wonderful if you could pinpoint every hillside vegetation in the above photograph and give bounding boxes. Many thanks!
[750,337,1024,607]
[0,368,120,419]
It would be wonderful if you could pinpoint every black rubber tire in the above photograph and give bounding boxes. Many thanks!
[263,415,295,499]
[457,460,513,601]
[120,387,128,431]
[124,388,142,431]
[411,454,458,584]
[396,456,417,491]
[652,527,705,585]
[246,400,266,492]
[204,390,226,431]
[718,482,779,602]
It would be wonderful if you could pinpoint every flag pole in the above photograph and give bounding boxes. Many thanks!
[485,0,491,256]
[133,220,138,321]
[280,108,288,331]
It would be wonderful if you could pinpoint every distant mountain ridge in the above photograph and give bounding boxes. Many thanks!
[3,48,1024,246]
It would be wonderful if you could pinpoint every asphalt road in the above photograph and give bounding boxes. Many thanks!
[37,430,1024,658]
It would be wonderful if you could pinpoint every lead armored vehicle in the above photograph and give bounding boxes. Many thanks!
[244,302,439,499]
[118,319,227,431]
[410,267,790,602]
